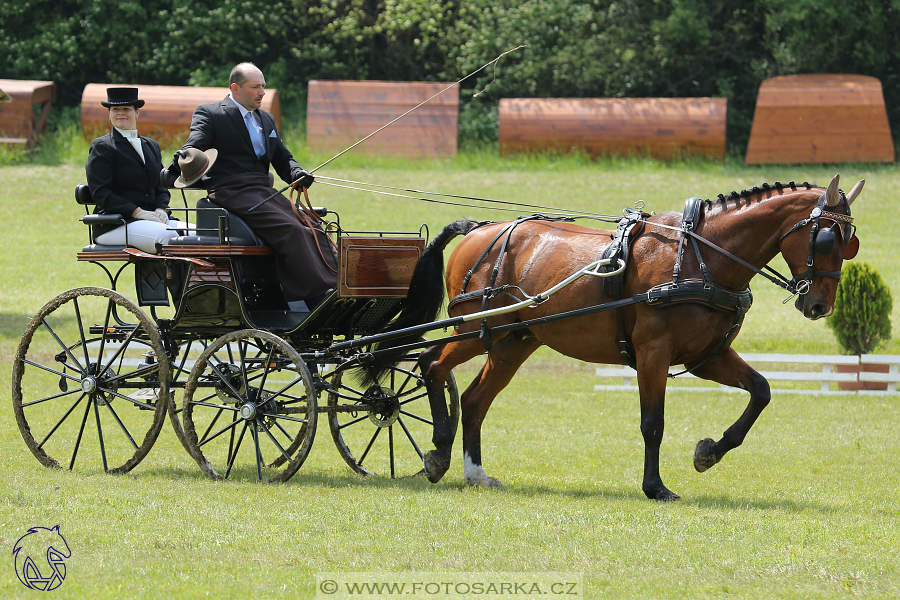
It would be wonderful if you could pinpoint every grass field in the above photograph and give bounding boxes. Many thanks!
[1,138,898,599]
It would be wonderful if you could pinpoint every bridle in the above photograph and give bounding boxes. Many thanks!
[776,191,857,297]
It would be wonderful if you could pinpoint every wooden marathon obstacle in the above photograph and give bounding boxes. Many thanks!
[81,83,282,147]
[0,79,56,150]
[306,80,459,158]
[498,97,727,160]
[745,74,895,164]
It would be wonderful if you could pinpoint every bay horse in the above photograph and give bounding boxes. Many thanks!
[364,174,863,500]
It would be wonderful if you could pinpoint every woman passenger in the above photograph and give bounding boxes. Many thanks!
[85,87,188,253]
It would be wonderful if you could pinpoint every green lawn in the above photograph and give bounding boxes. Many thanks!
[0,149,898,599]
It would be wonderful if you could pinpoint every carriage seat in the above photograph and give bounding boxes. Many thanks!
[76,184,127,252]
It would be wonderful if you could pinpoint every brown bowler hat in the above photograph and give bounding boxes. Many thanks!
[175,148,218,188]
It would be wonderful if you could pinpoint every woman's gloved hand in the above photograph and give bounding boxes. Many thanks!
[133,208,167,224]
[154,208,170,223]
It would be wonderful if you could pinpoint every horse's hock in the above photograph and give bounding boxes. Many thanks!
[498,97,727,160]
[306,80,459,158]
[0,79,56,150]
[81,84,282,147]
[745,74,895,164]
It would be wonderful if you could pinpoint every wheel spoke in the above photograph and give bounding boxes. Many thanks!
[397,417,424,459]
[224,422,249,479]
[72,297,91,369]
[95,299,115,370]
[251,421,263,481]
[389,425,395,478]
[103,399,139,451]
[257,418,292,463]
[37,393,86,449]
[199,415,243,448]
[99,324,143,375]
[271,419,296,444]
[199,407,226,445]
[69,395,93,470]
[338,413,370,430]
[22,386,82,408]
[357,427,381,466]
[40,319,85,375]
[398,409,432,426]
[20,358,83,385]
[93,399,109,472]
[259,411,307,424]
[398,390,429,405]
[98,387,157,411]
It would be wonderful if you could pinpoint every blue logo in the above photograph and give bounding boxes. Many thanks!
[12,525,71,591]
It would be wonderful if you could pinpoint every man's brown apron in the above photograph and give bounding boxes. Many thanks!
[209,173,338,301]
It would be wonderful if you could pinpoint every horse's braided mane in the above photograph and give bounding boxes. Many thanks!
[705,181,818,211]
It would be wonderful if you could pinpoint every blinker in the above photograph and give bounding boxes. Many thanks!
[814,228,835,255]
[843,235,860,260]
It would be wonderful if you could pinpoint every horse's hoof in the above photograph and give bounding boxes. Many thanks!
[694,438,720,473]
[423,450,450,483]
[467,475,503,488]
[644,487,680,501]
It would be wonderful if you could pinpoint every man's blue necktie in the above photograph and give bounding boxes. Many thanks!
[244,111,266,158]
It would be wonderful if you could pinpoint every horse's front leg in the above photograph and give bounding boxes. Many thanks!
[635,351,680,501]
[687,347,771,473]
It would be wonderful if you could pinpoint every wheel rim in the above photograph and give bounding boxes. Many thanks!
[181,330,317,483]
[12,287,169,474]
[327,356,459,478]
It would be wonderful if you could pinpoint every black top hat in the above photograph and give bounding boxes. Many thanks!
[101,87,145,109]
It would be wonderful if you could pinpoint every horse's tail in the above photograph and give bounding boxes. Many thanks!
[359,218,479,386]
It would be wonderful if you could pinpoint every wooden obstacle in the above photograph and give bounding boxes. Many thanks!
[0,79,56,149]
[745,74,895,164]
[81,84,281,147]
[498,97,727,160]
[306,80,458,158]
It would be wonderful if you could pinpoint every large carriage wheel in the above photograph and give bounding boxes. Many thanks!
[327,354,459,478]
[12,287,169,473]
[181,329,317,482]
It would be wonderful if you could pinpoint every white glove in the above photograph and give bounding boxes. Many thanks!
[154,208,170,224]
[133,209,167,224]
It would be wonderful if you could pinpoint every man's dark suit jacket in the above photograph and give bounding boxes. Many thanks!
[183,96,303,187]
[85,129,170,237]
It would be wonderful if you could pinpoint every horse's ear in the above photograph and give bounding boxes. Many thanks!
[846,179,865,205]
[825,173,841,206]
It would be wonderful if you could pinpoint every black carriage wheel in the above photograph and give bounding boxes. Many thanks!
[167,336,270,454]
[327,356,459,478]
[181,329,317,482]
[12,287,169,474]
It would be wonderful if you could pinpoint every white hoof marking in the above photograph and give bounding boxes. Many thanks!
[464,452,503,488]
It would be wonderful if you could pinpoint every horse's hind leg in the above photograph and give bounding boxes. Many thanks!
[418,337,486,483]
[687,347,771,473]
[459,333,542,487]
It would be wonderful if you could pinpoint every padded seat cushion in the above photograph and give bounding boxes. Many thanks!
[81,244,127,252]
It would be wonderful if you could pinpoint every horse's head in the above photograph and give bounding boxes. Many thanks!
[778,173,862,320]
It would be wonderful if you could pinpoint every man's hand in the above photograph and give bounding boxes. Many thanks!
[292,169,314,189]
[168,150,186,176]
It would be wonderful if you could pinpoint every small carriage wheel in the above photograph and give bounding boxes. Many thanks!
[327,354,459,478]
[12,287,169,474]
[181,329,318,483]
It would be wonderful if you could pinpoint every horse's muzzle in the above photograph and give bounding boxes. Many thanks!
[795,295,833,320]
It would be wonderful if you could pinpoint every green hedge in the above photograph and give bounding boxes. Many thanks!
[3,0,900,154]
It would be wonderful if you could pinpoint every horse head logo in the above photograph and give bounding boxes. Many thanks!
[12,525,71,591]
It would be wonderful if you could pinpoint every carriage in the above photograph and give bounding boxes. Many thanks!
[12,168,864,499]
[11,178,460,482]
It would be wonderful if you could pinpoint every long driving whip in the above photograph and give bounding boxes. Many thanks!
[247,45,526,212]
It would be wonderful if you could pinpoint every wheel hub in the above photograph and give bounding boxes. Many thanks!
[80,376,99,394]
[364,386,400,427]
[239,403,257,421]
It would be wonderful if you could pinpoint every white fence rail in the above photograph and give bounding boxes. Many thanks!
[594,353,900,395]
